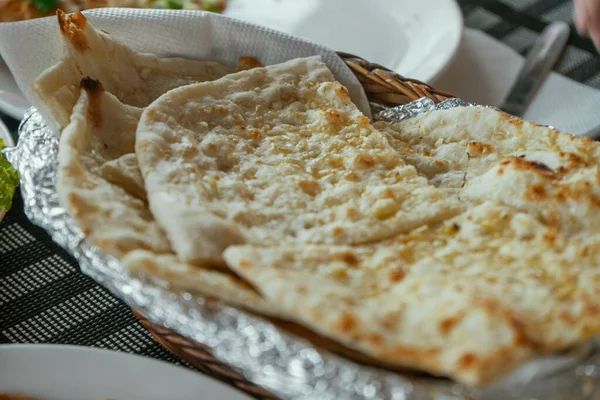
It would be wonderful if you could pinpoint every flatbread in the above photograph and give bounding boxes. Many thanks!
[136,56,462,265]
[378,106,600,240]
[378,106,594,187]
[224,201,600,385]
[49,26,600,387]
[56,78,166,258]
[101,153,147,201]
[33,11,232,130]
[56,78,278,316]
[120,250,279,315]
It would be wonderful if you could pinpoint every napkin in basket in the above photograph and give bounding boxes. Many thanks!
[0,8,371,130]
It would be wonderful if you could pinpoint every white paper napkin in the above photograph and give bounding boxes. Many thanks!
[0,8,371,122]
[434,28,600,136]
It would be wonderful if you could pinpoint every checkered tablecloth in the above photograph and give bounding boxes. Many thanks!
[461,0,600,86]
[0,0,598,368]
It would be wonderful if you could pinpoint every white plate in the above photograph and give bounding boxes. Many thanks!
[224,0,464,84]
[0,59,28,121]
[0,118,14,147]
[0,344,252,400]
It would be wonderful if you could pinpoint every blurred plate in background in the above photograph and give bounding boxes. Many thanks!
[0,344,251,400]
[224,0,463,84]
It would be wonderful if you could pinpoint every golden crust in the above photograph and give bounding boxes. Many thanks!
[57,10,89,52]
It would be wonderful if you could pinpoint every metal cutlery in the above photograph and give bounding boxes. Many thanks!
[500,21,570,117]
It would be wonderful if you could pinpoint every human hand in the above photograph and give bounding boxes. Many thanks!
[574,0,600,50]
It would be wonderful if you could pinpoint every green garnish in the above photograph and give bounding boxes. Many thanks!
[29,0,61,14]
[202,0,220,12]
[149,0,183,9]
[166,0,183,9]
[0,138,19,212]
[148,0,223,11]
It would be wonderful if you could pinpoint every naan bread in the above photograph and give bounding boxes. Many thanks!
[57,78,278,316]
[225,201,600,385]
[378,107,598,182]
[101,153,147,201]
[120,250,279,314]
[33,11,232,130]
[136,56,462,265]
[378,106,600,241]
[56,79,166,257]
[50,23,600,386]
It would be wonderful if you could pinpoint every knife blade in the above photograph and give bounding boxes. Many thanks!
[500,21,570,117]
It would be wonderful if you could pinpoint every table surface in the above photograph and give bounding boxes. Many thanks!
[0,0,597,374]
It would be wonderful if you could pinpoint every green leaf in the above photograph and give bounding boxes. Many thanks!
[0,140,19,212]
[29,0,61,13]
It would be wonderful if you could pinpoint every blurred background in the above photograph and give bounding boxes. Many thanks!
[2,0,600,137]
[459,0,597,88]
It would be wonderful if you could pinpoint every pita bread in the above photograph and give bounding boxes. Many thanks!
[136,56,462,265]
[225,201,600,385]
[56,78,278,316]
[378,106,600,240]
[33,11,232,130]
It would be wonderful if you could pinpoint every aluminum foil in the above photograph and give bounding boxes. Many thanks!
[6,100,600,400]
[373,97,475,123]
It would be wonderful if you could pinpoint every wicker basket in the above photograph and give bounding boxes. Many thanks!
[134,52,455,400]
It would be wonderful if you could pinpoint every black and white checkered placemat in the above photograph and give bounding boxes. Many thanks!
[0,0,598,368]
[0,189,185,363]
